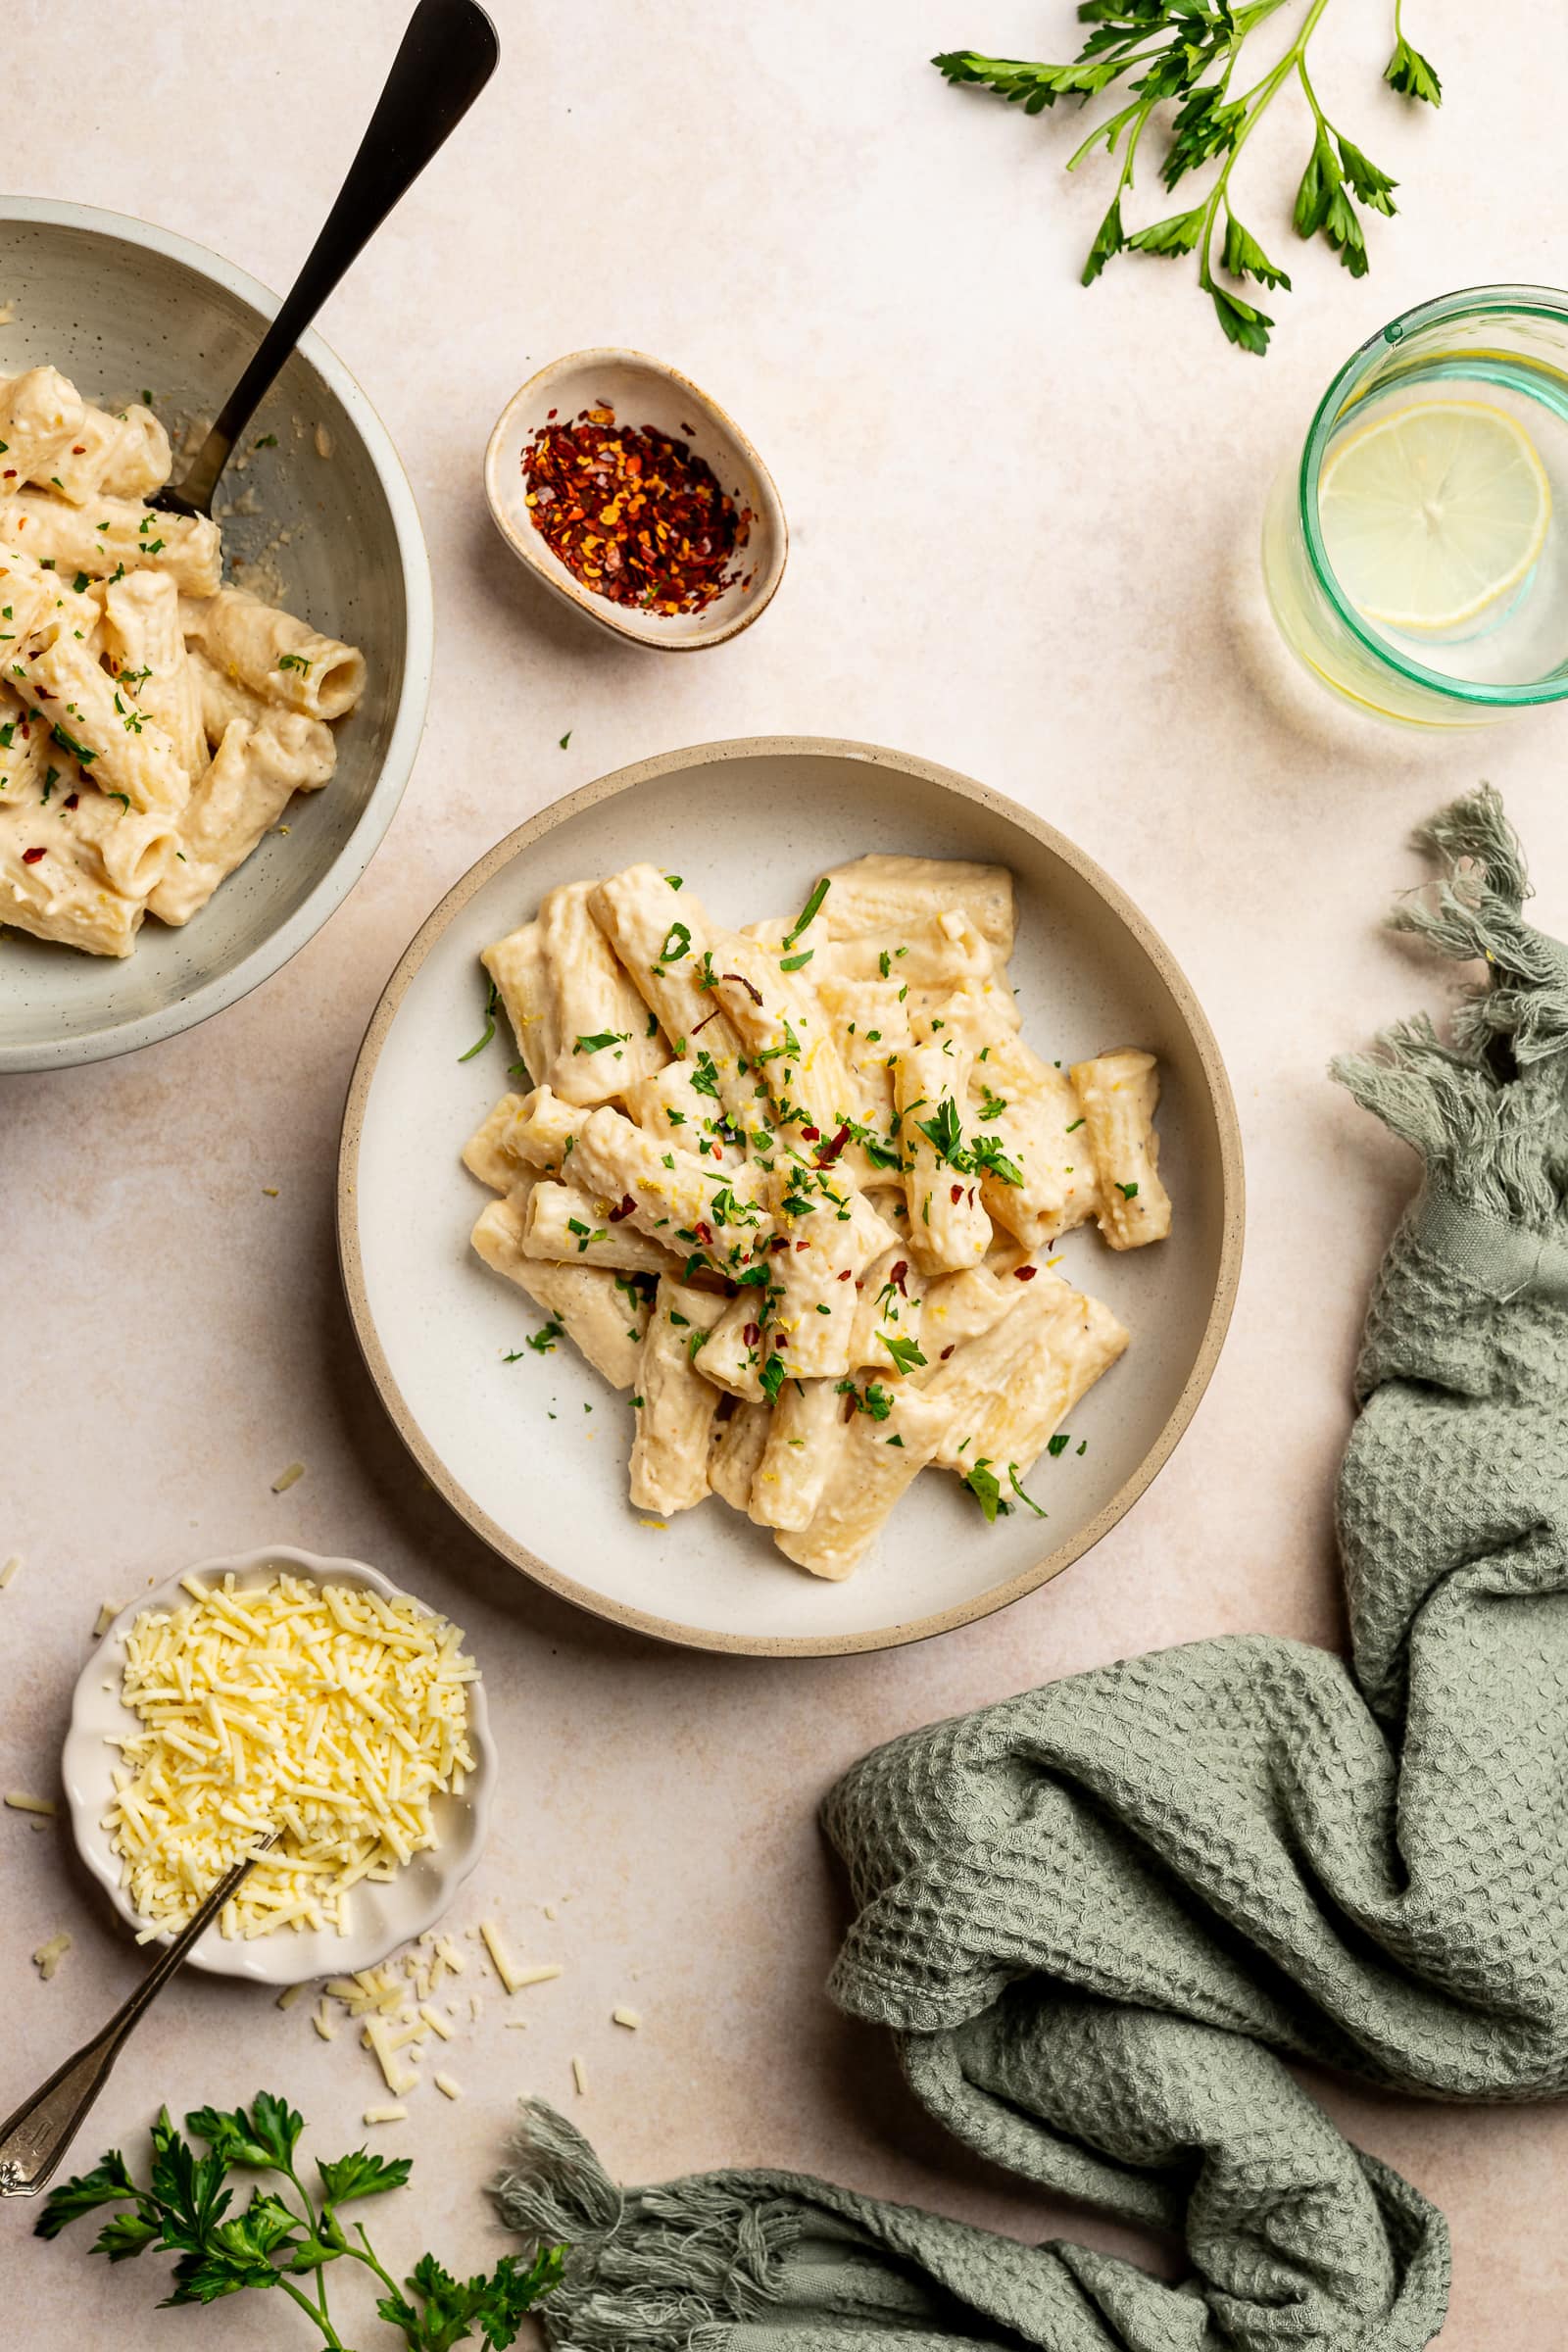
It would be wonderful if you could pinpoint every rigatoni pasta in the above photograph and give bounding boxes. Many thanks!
[0,361,365,957]
[462,854,1174,1580]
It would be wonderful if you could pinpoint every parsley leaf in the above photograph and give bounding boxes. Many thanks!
[879,1331,927,1378]
[573,1029,628,1054]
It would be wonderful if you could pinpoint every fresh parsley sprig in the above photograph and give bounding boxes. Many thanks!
[37,2096,563,2352]
[934,2,1442,353]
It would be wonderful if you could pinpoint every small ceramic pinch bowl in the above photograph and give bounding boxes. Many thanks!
[62,1545,495,1984]
[484,348,787,650]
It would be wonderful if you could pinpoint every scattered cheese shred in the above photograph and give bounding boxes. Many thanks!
[512,1962,564,1987]
[571,2055,588,2097]
[612,2007,642,2031]
[0,1554,21,1590]
[504,2019,529,2032]
[419,2002,454,2040]
[434,2072,463,2100]
[104,1569,477,1941]
[33,1931,71,1981]
[276,1983,306,2011]
[313,2001,337,2042]
[93,1600,124,1638]
[6,1791,56,1817]
[479,1917,527,1992]
[364,2103,407,2126]
[262,1187,280,1198]
[271,1461,306,1494]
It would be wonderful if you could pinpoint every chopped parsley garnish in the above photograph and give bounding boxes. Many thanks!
[253,432,278,448]
[970,1134,1025,1187]
[689,1051,721,1100]
[782,875,830,947]
[1065,1116,1086,1133]
[1007,1465,1048,1518]
[659,920,692,962]
[277,652,314,674]
[573,1029,629,1054]
[560,729,571,748]
[879,1331,928,1377]
[1116,1180,1140,1200]
[978,1089,1008,1121]
[778,949,813,971]
[49,721,96,765]
[878,949,891,978]
[963,1459,1005,1521]
[664,873,683,890]
[1048,1433,1071,1457]
[759,1352,787,1403]
[915,1096,965,1168]
[458,977,499,1061]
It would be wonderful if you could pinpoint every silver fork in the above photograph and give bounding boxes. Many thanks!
[0,1837,277,2199]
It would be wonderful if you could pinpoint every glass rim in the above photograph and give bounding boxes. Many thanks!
[1298,283,1568,709]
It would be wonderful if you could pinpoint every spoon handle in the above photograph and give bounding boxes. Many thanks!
[175,0,499,514]
[0,1843,270,2199]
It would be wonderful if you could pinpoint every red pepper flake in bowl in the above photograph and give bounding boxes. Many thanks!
[521,406,752,616]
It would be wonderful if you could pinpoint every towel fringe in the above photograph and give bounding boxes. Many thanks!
[493,2101,802,2352]
[1332,787,1568,1225]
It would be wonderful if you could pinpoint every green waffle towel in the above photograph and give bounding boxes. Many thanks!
[496,789,1568,2352]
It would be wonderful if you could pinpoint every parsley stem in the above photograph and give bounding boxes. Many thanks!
[349,2219,404,2304]
[276,2271,345,2347]
[286,2164,334,2329]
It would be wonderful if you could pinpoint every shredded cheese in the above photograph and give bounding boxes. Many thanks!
[571,2055,588,2097]
[479,1917,527,1992]
[103,1570,477,1940]
[434,2072,463,2100]
[364,2103,407,2126]
[0,1555,21,1590]
[276,1983,306,2011]
[33,1931,71,1980]
[93,1599,124,1638]
[612,2006,642,2031]
[5,1791,56,1816]
[271,1461,306,1494]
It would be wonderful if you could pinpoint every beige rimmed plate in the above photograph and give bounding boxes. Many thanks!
[338,739,1244,1657]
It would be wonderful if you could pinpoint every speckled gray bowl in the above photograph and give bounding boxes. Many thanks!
[0,198,432,1074]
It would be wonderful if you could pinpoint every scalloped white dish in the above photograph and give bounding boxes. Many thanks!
[62,1545,495,1984]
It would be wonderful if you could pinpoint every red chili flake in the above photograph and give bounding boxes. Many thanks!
[721,970,763,1007]
[694,1220,714,1246]
[950,1184,964,1204]
[520,405,750,616]
[21,845,45,864]
[71,444,86,455]
[607,1195,637,1224]
[888,1260,908,1295]
[2,468,16,479]
[800,1125,820,1143]
[837,1268,853,1281]
[795,1240,808,1252]
[691,1008,721,1034]
[742,1322,760,1347]
[769,1235,790,1252]
[940,1345,955,1360]
[1014,1265,1038,1282]
[63,792,79,808]
[814,1124,852,1166]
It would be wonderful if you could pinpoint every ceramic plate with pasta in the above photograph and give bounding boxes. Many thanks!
[0,361,366,957]
[341,742,1243,1654]
[460,855,1171,1581]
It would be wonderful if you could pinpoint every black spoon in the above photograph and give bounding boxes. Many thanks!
[152,0,498,520]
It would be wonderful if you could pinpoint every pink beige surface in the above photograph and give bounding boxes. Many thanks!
[3,3,1568,2344]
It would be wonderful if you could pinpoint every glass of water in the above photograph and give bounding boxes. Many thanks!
[1263,285,1568,728]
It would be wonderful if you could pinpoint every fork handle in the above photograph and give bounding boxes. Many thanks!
[175,0,499,514]
[0,1849,262,2198]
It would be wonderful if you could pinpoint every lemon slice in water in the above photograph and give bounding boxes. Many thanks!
[1319,398,1551,635]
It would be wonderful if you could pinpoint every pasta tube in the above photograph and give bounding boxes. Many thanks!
[0,368,85,496]
[482,881,668,1105]
[816,852,1016,958]
[13,618,189,814]
[522,1180,684,1276]
[588,864,755,1119]
[48,400,170,507]
[628,1280,729,1515]
[747,1378,847,1532]
[0,489,221,596]
[182,586,365,719]
[469,1186,650,1390]
[967,1027,1100,1250]
[146,717,330,927]
[708,1402,771,1511]
[568,1104,765,1269]
[1068,1050,1172,1250]
[894,1041,992,1274]
[925,1273,1128,1477]
[101,569,206,781]
[0,800,147,956]
[461,1087,589,1194]
[774,1382,950,1582]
